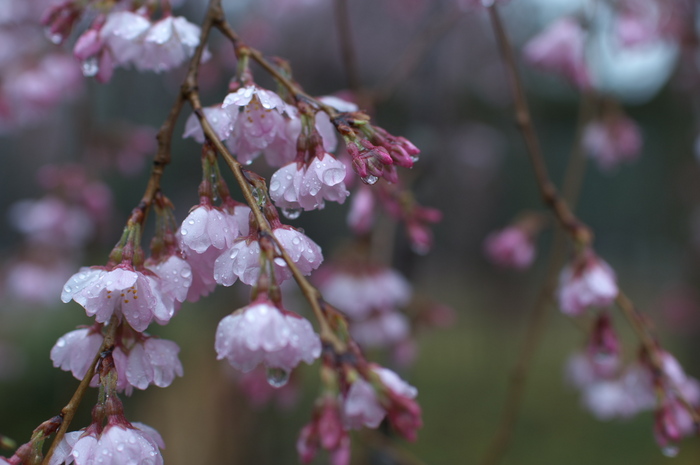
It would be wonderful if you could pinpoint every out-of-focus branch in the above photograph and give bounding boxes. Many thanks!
[42,317,119,465]
[373,7,465,102]
[486,1,700,442]
[334,0,361,92]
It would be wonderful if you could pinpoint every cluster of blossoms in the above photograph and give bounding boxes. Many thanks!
[483,212,545,270]
[316,260,414,358]
[43,1,204,82]
[297,355,422,465]
[0,0,83,132]
[566,311,700,455]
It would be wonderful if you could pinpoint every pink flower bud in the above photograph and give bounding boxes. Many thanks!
[484,226,536,270]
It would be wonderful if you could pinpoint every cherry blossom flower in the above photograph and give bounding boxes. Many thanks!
[214,224,323,286]
[179,203,241,254]
[183,105,233,143]
[125,337,184,390]
[523,17,591,89]
[349,311,410,349]
[557,252,618,316]
[145,254,192,313]
[484,226,536,270]
[582,116,642,171]
[270,154,349,211]
[50,420,164,465]
[51,327,104,380]
[298,397,350,465]
[215,297,321,377]
[9,196,93,248]
[346,185,375,234]
[221,85,295,165]
[317,265,411,320]
[342,377,385,429]
[341,366,420,440]
[137,16,201,72]
[100,11,151,68]
[61,265,172,332]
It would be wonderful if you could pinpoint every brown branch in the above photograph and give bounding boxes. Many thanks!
[334,0,361,92]
[479,87,595,465]
[42,317,119,465]
[486,3,700,448]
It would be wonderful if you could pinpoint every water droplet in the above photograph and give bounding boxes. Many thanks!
[44,28,63,44]
[361,175,378,185]
[116,444,124,452]
[282,208,301,220]
[252,188,264,204]
[266,367,290,388]
[63,285,72,293]
[56,338,66,347]
[180,269,191,278]
[270,181,280,192]
[188,219,195,225]
[662,445,679,457]
[291,237,301,245]
[81,58,99,77]
[180,229,188,236]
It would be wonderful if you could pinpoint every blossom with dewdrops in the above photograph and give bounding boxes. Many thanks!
[557,251,618,316]
[138,16,202,73]
[50,420,165,465]
[215,296,321,380]
[61,265,172,332]
[50,326,103,380]
[179,201,241,254]
[221,85,296,165]
[523,17,590,89]
[214,219,323,286]
[270,154,349,211]
[183,105,233,143]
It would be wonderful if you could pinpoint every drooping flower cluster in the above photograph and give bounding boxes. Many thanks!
[66,8,204,82]
[317,261,412,352]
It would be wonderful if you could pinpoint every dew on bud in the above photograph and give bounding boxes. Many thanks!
[360,175,378,185]
[266,367,290,388]
[662,445,679,458]
[180,229,188,236]
[81,58,99,77]
[282,208,301,220]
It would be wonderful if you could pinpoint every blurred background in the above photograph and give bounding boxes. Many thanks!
[2,0,700,463]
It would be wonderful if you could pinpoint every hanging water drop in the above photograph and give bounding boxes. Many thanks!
[661,445,679,458]
[81,58,99,77]
[266,367,290,388]
[282,208,301,220]
[361,174,378,185]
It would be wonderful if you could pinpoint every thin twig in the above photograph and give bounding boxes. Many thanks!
[479,89,594,465]
[373,7,465,102]
[334,0,361,92]
[42,318,119,465]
